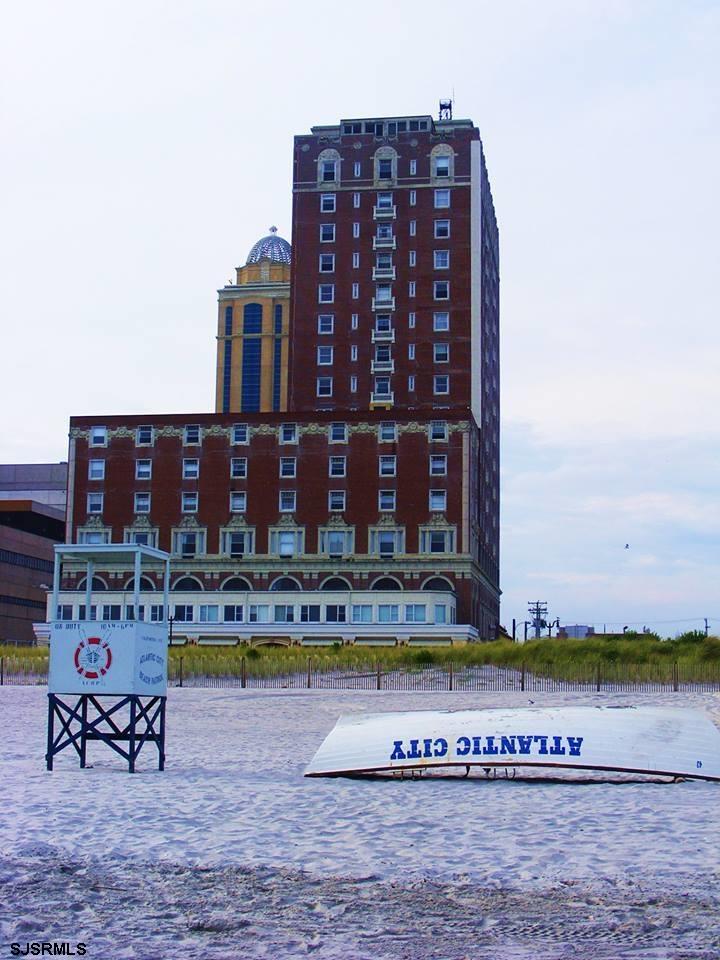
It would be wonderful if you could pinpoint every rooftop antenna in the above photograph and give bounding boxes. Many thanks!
[439,98,453,121]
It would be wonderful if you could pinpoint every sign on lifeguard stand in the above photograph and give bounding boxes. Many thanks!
[46,544,171,773]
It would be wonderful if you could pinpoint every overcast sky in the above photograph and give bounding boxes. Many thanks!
[1,1,718,634]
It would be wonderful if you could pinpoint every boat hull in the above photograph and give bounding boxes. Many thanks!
[304,706,720,781]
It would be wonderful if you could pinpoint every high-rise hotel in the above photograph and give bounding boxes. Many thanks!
[39,110,500,646]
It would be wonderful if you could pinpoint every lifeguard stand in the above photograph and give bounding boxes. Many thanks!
[46,544,171,773]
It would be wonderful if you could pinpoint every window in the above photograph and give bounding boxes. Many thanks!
[378,604,399,623]
[375,343,391,364]
[409,159,417,175]
[320,529,352,556]
[434,343,449,363]
[409,190,416,206]
[379,489,396,511]
[320,194,336,212]
[134,493,151,514]
[377,223,392,239]
[329,491,346,511]
[280,457,296,478]
[354,161,361,177]
[430,454,448,476]
[429,489,447,511]
[274,604,295,623]
[374,377,391,396]
[434,250,450,269]
[434,604,447,624]
[352,252,360,268]
[371,529,404,556]
[434,281,449,300]
[87,493,103,514]
[330,422,347,442]
[318,284,334,303]
[433,311,450,332]
[173,605,193,622]
[352,604,372,623]
[319,253,335,273]
[199,605,219,623]
[376,191,393,209]
[183,458,199,479]
[184,424,201,445]
[434,375,450,394]
[434,219,450,238]
[131,459,150,481]
[408,343,415,360]
[408,375,415,391]
[375,314,392,332]
[429,420,448,441]
[230,491,246,513]
[249,604,270,623]
[408,281,416,297]
[434,189,450,208]
[270,530,302,557]
[350,376,358,393]
[321,159,337,182]
[350,344,358,361]
[88,460,105,480]
[409,219,416,236]
[353,222,360,238]
[318,314,334,334]
[136,425,153,445]
[375,283,392,302]
[406,604,427,623]
[230,457,247,479]
[316,377,333,397]
[329,456,346,477]
[421,529,454,553]
[79,529,109,545]
[317,346,334,365]
[279,490,296,512]
[326,605,347,623]
[353,192,360,208]
[379,422,396,442]
[352,282,359,299]
[280,423,297,443]
[89,426,107,446]
[376,253,393,270]
[224,605,244,622]
[320,223,335,242]
[182,492,198,513]
[409,312,416,328]
[125,530,157,548]
[301,604,321,623]
[78,605,98,621]
[56,604,73,621]
[222,531,252,557]
[173,530,205,557]
[409,250,416,267]
[434,155,450,178]
[232,423,249,444]
[379,455,396,476]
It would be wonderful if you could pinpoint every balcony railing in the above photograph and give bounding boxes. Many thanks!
[371,359,395,374]
[370,391,394,406]
[373,236,397,250]
[371,328,395,342]
[373,205,396,220]
[371,297,395,311]
[372,266,396,280]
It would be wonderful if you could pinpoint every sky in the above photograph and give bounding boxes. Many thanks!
[1,0,718,635]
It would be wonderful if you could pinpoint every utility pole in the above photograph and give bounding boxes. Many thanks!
[528,601,548,640]
[704,618,710,637]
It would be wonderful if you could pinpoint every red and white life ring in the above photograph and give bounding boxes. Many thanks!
[74,637,113,679]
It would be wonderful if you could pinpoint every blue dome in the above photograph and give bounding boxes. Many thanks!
[246,227,291,265]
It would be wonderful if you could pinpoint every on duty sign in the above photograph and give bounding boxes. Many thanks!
[49,621,168,696]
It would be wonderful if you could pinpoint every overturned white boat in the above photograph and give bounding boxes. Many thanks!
[305,706,720,782]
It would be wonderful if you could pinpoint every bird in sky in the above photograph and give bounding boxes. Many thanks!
[625,544,629,549]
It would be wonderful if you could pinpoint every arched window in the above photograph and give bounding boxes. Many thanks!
[171,576,204,592]
[370,576,403,591]
[317,148,341,185]
[320,576,352,591]
[431,144,455,180]
[76,576,108,592]
[374,146,398,183]
[123,575,156,592]
[269,576,302,592]
[220,576,252,592]
[422,576,455,592]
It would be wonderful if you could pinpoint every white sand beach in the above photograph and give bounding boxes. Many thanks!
[1,686,719,959]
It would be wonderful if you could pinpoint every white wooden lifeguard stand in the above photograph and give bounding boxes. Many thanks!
[46,543,171,773]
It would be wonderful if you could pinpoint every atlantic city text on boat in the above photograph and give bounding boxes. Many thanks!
[389,733,584,761]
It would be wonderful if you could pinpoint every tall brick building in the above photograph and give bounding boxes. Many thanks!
[38,110,500,646]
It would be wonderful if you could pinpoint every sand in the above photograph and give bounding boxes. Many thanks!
[1,686,719,959]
